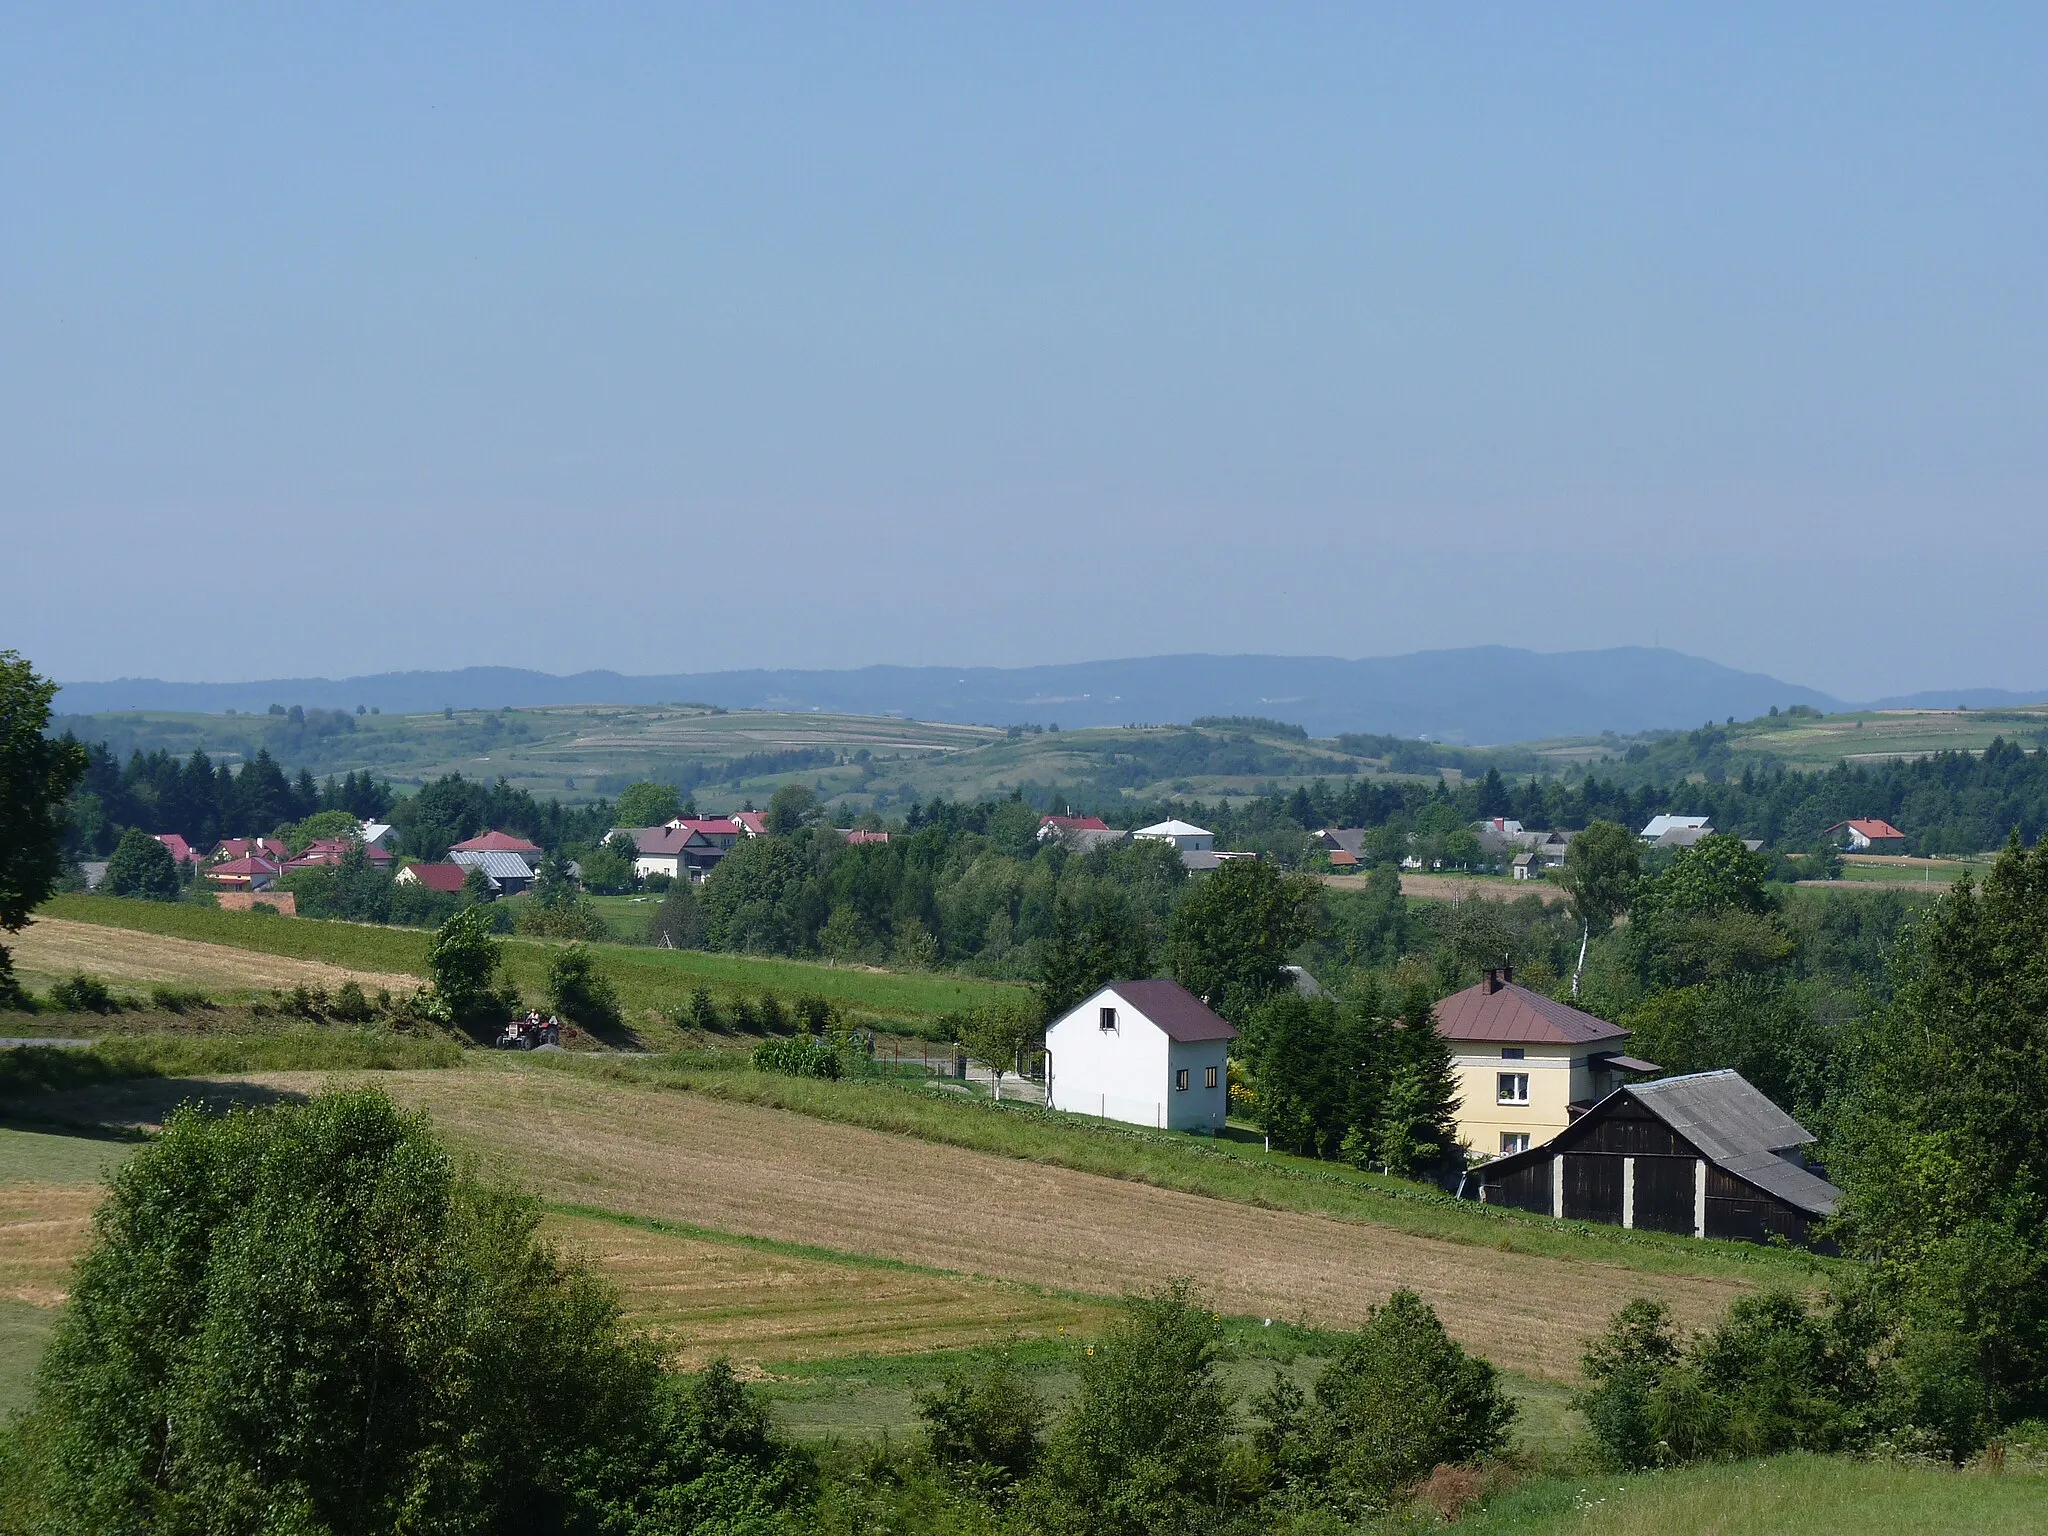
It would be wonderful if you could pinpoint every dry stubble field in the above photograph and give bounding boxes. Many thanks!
[217,1064,1754,1380]
[8,917,419,998]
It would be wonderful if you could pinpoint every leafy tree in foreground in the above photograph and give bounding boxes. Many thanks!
[100,828,180,901]
[0,651,89,1005]
[5,1087,812,1534]
[1831,835,2048,1447]
[1556,818,1638,997]
[1166,857,1321,1024]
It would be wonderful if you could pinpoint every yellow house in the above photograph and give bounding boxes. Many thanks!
[1433,968,1657,1161]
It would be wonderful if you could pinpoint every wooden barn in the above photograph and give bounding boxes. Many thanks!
[1470,1069,1841,1247]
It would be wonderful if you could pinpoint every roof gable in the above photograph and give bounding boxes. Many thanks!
[1433,979,1627,1046]
[451,829,542,854]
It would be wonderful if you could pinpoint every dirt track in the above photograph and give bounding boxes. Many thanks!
[246,1067,1753,1380]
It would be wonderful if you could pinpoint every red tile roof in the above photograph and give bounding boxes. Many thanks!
[675,818,742,839]
[401,862,469,893]
[450,830,542,854]
[1104,979,1238,1043]
[841,829,890,844]
[1042,815,1112,833]
[728,811,768,836]
[1433,978,1627,1046]
[1828,819,1905,841]
[151,834,196,864]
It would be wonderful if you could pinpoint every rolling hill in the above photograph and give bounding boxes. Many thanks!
[57,646,1841,744]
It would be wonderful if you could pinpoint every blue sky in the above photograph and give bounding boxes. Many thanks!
[4,5,2044,697]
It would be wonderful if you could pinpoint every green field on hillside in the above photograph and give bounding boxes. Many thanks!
[34,895,1020,1030]
[1460,1452,2048,1535]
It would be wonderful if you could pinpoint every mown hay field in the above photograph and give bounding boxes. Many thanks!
[36,896,1019,1029]
[229,1065,1759,1380]
[8,916,421,999]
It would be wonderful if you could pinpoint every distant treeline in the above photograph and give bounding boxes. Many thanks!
[1137,737,2048,855]
[598,745,845,798]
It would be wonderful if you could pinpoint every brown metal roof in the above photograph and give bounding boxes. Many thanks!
[1433,979,1628,1046]
[1104,980,1238,1043]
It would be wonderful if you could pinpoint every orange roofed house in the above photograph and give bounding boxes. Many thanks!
[1433,968,1658,1160]
[1824,818,1906,853]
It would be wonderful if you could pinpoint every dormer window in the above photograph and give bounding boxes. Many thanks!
[1098,1006,1117,1032]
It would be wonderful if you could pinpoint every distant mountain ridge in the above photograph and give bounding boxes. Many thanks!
[56,647,1868,744]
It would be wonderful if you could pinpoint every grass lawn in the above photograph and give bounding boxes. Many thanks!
[34,894,1020,1033]
[1461,1452,2048,1535]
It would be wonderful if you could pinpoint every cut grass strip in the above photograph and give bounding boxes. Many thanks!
[533,1054,1832,1287]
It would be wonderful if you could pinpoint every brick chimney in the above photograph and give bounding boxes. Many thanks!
[1482,968,1500,995]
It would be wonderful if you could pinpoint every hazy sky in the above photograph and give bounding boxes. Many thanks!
[4,5,2044,698]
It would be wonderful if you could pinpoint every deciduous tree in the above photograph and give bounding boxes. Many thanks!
[101,828,181,902]
[0,652,88,1004]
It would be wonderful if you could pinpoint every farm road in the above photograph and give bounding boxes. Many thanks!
[260,1066,1753,1380]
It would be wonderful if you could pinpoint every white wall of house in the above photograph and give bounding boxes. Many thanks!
[633,853,681,881]
[1450,1044,1594,1160]
[1044,985,1229,1133]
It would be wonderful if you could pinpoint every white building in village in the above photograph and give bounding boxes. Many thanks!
[1044,979,1235,1134]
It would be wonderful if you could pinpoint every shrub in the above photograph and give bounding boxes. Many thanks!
[687,984,721,1033]
[548,943,623,1033]
[1577,1292,1874,1470]
[1021,1280,1234,1536]
[330,979,375,1022]
[752,1034,842,1079]
[147,985,213,1013]
[1574,1298,1684,1470]
[916,1352,1047,1500]
[1255,1288,1516,1514]
[47,973,115,1013]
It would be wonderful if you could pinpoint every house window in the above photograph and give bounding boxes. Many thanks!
[1497,1072,1530,1106]
[1500,1132,1531,1154]
[1204,1065,1218,1090]
[1175,1069,1190,1092]
[1098,1006,1117,1032]
[1501,1047,1525,1060]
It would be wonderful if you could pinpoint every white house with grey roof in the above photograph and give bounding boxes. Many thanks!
[1044,980,1235,1133]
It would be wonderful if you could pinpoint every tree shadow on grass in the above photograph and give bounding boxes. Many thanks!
[0,1077,308,1138]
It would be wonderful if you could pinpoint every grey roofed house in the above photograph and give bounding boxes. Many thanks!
[1472,1067,1842,1246]
[1062,826,1132,854]
[1630,1070,1841,1218]
[449,847,540,892]
[1314,828,1366,858]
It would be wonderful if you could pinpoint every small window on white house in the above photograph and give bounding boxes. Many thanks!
[1497,1072,1530,1105]
[1501,1047,1525,1060]
[1175,1069,1190,1091]
[1204,1065,1218,1089]
[1099,1007,1117,1032]
[1500,1132,1530,1154]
